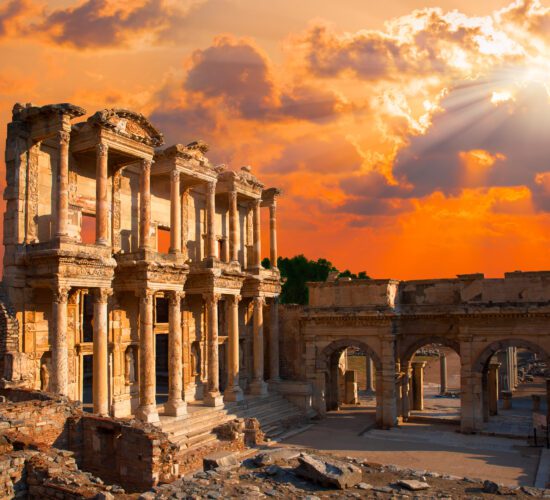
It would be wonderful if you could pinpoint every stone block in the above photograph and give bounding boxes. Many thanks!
[203,451,240,471]
[296,454,362,489]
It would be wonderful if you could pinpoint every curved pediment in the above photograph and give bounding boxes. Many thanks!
[88,108,164,147]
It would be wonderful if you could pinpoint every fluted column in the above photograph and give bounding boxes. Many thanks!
[181,188,189,260]
[224,294,243,402]
[206,181,217,260]
[139,159,152,250]
[204,293,223,406]
[440,353,448,395]
[93,288,112,416]
[229,191,239,263]
[250,296,268,395]
[412,361,426,411]
[269,201,277,268]
[252,199,262,271]
[366,356,375,392]
[136,290,159,423]
[169,170,181,254]
[52,285,70,395]
[269,297,280,382]
[166,291,186,416]
[55,130,70,238]
[96,142,109,245]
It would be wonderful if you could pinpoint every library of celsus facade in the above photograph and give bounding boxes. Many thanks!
[1,102,282,423]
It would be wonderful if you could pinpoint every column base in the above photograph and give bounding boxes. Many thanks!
[224,386,244,402]
[164,399,187,418]
[249,379,268,396]
[204,391,224,407]
[135,404,160,424]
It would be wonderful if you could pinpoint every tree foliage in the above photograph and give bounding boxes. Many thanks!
[262,255,369,305]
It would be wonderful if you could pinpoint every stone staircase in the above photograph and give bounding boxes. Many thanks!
[159,392,308,451]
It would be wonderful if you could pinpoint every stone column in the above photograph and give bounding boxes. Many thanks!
[250,296,268,395]
[55,130,70,238]
[224,294,243,402]
[169,170,181,254]
[269,297,280,382]
[204,293,223,406]
[51,286,70,395]
[93,288,112,416]
[252,199,262,271]
[206,181,217,260]
[269,201,277,268]
[229,191,238,263]
[96,142,109,245]
[488,362,500,416]
[412,361,426,411]
[402,368,411,421]
[546,379,550,424]
[139,159,152,250]
[136,290,159,423]
[366,356,375,392]
[379,335,397,428]
[181,188,189,260]
[440,353,448,395]
[166,291,186,416]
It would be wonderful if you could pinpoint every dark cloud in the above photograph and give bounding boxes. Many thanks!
[0,0,27,37]
[28,0,196,49]
[262,134,362,174]
[339,170,413,198]
[185,36,275,119]
[279,85,342,122]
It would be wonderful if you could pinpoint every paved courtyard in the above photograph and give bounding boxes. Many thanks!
[281,404,542,487]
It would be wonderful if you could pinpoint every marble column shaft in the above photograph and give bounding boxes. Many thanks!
[139,159,152,250]
[224,295,243,401]
[137,290,158,423]
[166,291,186,416]
[252,199,261,269]
[269,201,277,268]
[269,297,280,381]
[366,356,375,392]
[412,361,426,411]
[93,288,111,416]
[250,296,268,395]
[52,286,70,395]
[229,191,238,262]
[206,181,217,259]
[440,353,448,395]
[170,171,181,253]
[96,142,109,245]
[55,130,70,238]
[488,363,500,416]
[205,293,223,406]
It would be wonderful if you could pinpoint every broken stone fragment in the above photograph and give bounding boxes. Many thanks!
[295,453,362,489]
[203,451,240,471]
[397,479,430,491]
[482,480,500,494]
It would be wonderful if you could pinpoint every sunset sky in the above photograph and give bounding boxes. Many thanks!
[1,0,550,279]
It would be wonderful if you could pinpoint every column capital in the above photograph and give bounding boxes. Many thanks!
[168,290,185,305]
[203,292,222,304]
[141,158,153,172]
[170,169,180,182]
[58,130,71,145]
[250,198,261,209]
[94,287,113,304]
[137,289,154,304]
[228,190,237,202]
[228,294,242,305]
[206,179,217,192]
[52,286,71,304]
[253,295,266,307]
[97,142,108,157]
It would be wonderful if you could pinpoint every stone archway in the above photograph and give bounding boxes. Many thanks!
[471,338,550,431]
[399,336,461,423]
[317,338,383,422]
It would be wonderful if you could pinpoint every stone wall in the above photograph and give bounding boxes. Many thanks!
[279,304,305,380]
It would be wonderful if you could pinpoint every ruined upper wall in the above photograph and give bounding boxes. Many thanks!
[307,271,550,309]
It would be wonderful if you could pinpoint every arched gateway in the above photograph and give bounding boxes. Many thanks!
[296,273,550,433]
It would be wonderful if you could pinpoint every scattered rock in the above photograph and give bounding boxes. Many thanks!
[397,479,430,491]
[522,486,543,497]
[482,480,500,494]
[296,453,362,489]
[356,482,372,490]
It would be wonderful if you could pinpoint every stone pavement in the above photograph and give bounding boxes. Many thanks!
[281,404,540,487]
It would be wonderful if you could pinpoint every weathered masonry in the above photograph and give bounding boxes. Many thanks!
[1,102,282,423]
[283,273,550,433]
